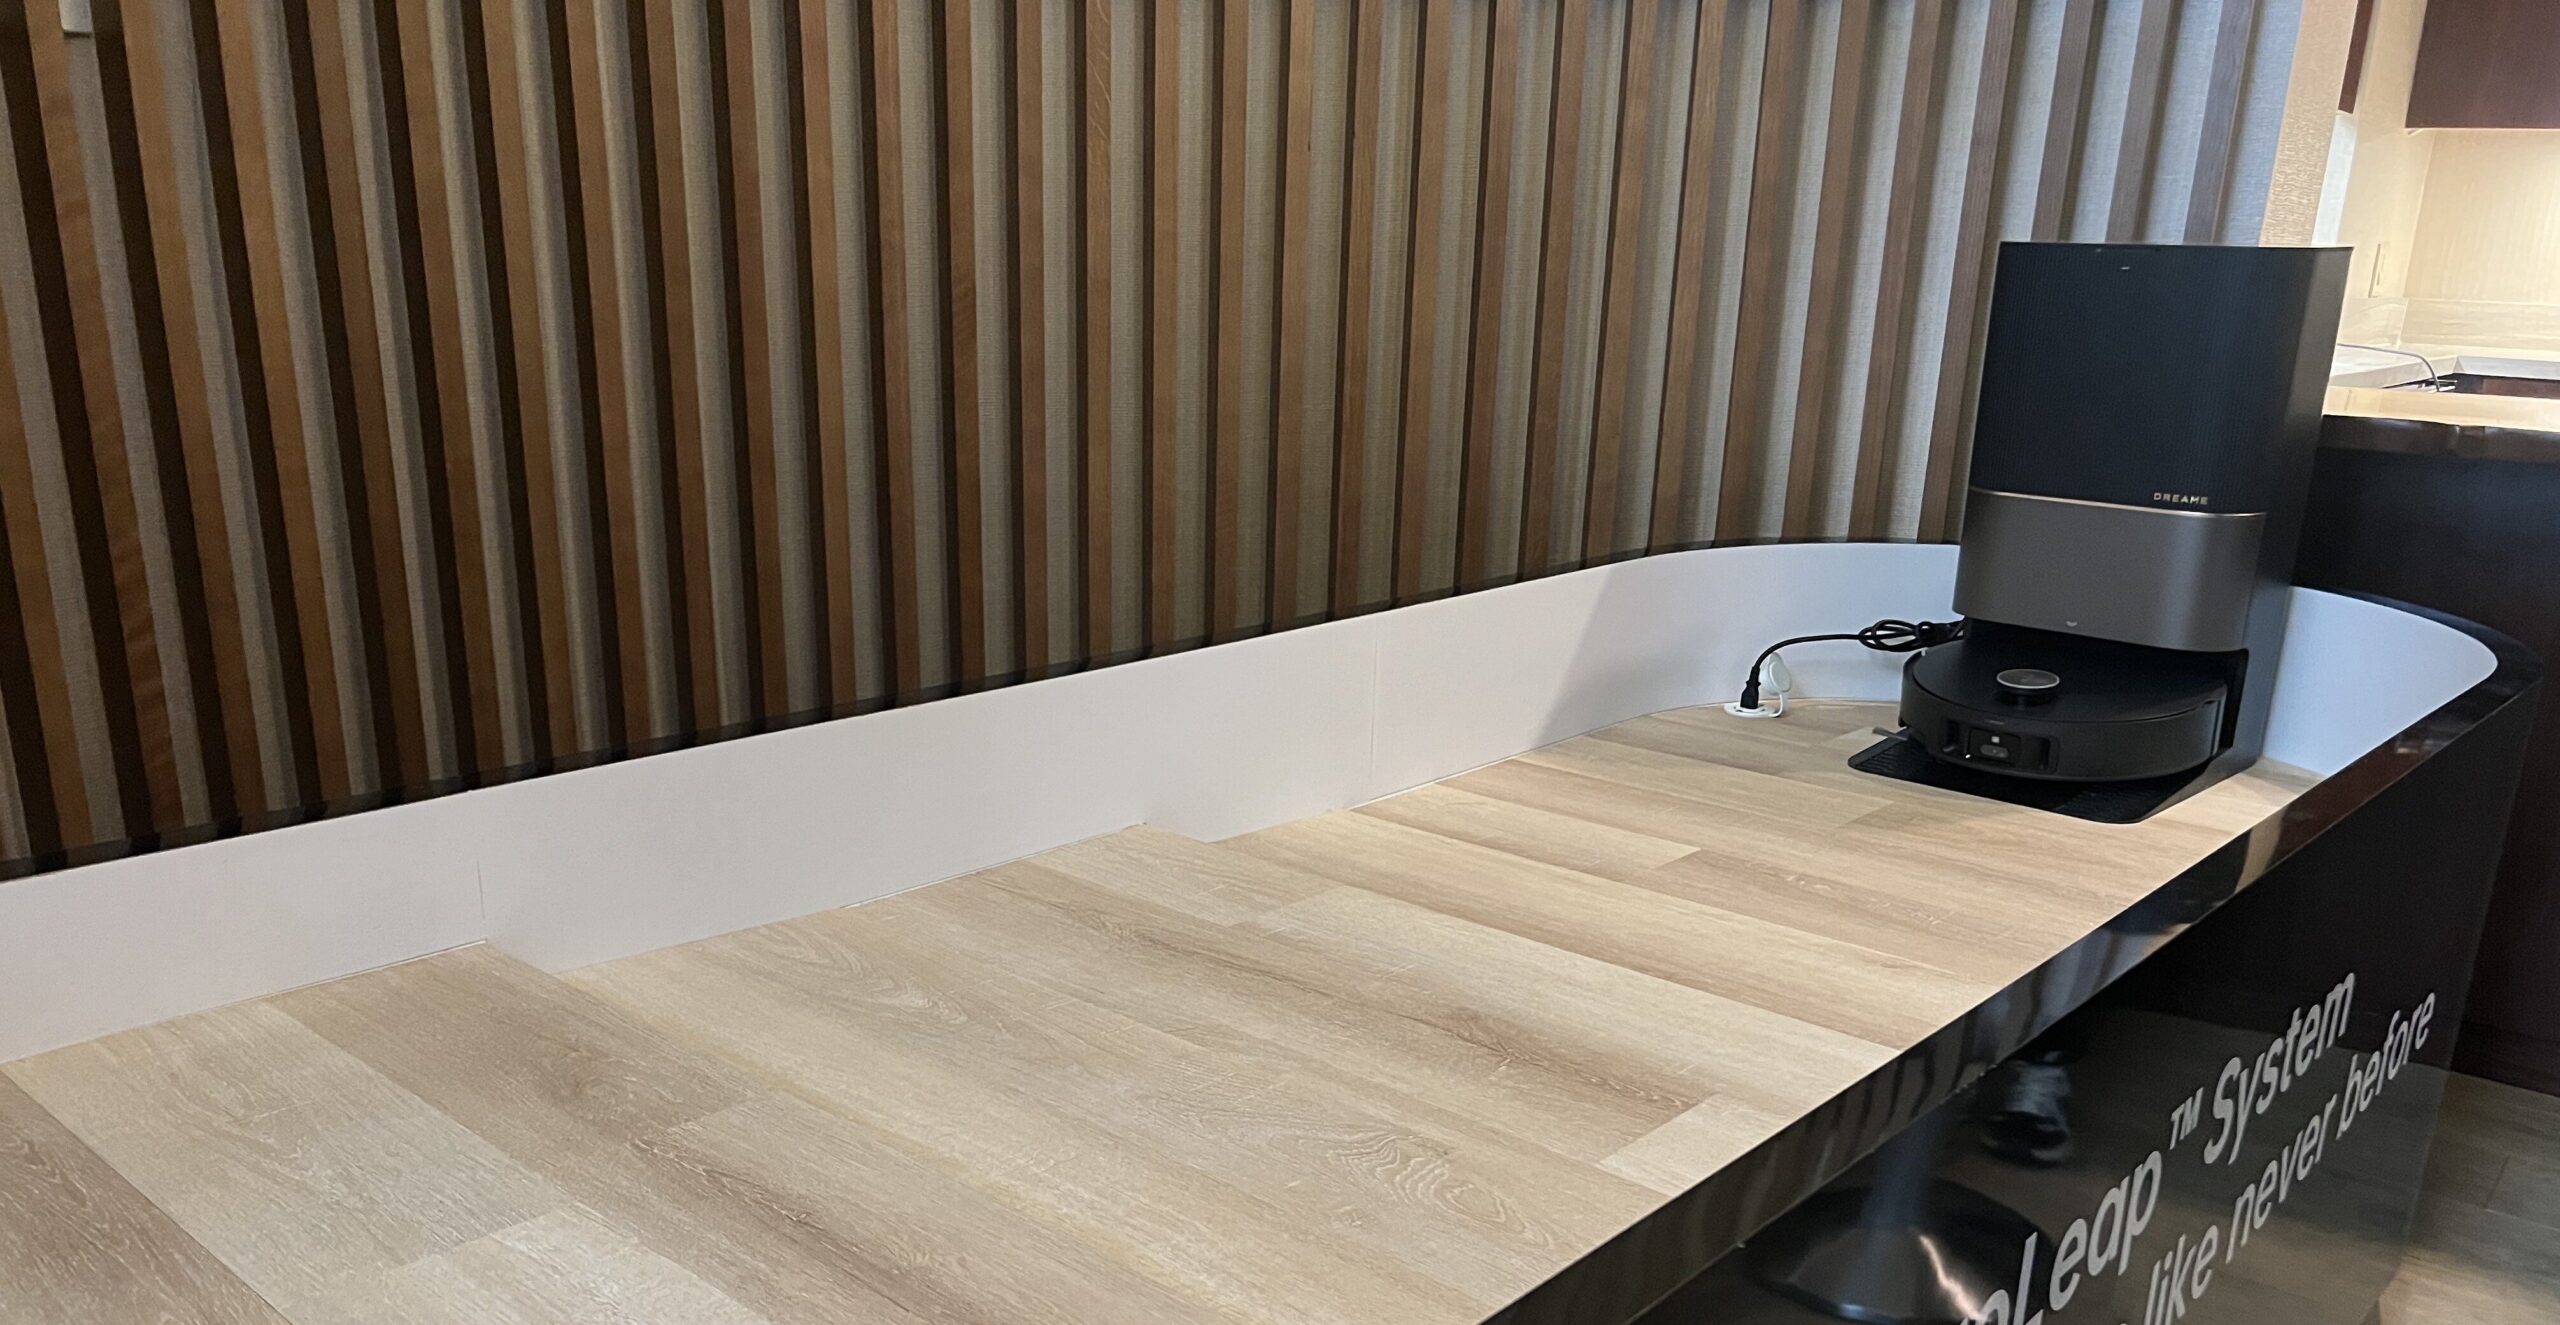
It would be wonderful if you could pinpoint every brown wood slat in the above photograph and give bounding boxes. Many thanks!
[87,0,241,825]
[1779,0,1874,537]
[863,0,924,696]
[115,0,271,819]
[563,0,660,743]
[636,0,724,726]
[202,0,346,799]
[1389,0,1459,600]
[388,0,505,770]
[299,0,426,790]
[1916,0,2027,542]
[941,0,989,681]
[1583,0,1660,563]
[188,0,328,804]
[1146,0,1180,643]
[2031,0,2098,242]
[714,0,786,716]
[1079,0,1112,658]
[12,6,172,831]
[362,0,485,779]
[1711,1,1807,542]
[1267,0,1316,622]
[1517,0,1590,579]
[451,1,557,765]
[1014,0,1051,668]
[799,0,857,705]
[1212,0,1249,634]
[475,0,578,763]
[1847,0,1948,539]
[1647,0,1731,552]
[541,0,628,749]
[1456,0,1522,585]
[2107,0,2176,243]
[0,195,84,852]
[2186,0,2261,242]
[1326,0,1387,614]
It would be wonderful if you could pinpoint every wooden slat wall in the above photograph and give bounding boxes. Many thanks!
[0,0,2307,876]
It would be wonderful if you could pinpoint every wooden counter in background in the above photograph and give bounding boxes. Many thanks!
[2308,399,2560,1094]
[2324,386,2560,465]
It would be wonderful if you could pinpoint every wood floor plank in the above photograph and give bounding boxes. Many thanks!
[1353,782,1695,882]
[268,948,963,1325]
[572,915,1495,1324]
[1034,823,1339,924]
[904,860,1690,1158]
[1237,811,1985,1047]
[4,1003,565,1319]
[0,1075,286,1325]
[2386,1197,2560,1325]
[1243,885,1888,1130]
[344,1208,771,1325]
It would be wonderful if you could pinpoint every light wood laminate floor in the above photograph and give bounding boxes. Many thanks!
[0,700,2541,1323]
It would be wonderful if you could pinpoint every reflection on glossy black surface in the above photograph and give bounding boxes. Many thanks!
[1485,600,2538,1325]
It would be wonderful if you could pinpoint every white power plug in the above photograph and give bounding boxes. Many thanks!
[1724,652,1795,719]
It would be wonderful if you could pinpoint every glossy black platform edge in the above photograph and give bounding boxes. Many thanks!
[1480,596,2542,1325]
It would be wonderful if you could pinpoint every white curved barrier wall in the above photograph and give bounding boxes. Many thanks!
[0,543,2498,1061]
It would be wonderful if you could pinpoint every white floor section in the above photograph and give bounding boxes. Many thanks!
[0,544,2495,1061]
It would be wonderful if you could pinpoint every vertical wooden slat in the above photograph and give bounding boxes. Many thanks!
[2107,0,2176,242]
[443,0,553,766]
[1146,0,1179,642]
[1847,0,1948,539]
[2031,0,2098,242]
[300,0,426,790]
[1517,0,1589,578]
[1456,0,1521,584]
[192,0,328,804]
[117,0,275,818]
[89,0,241,823]
[942,0,987,680]
[1327,0,1388,612]
[1711,1,1808,541]
[636,0,723,724]
[543,0,628,749]
[1267,0,1315,621]
[1778,0,1874,537]
[715,0,784,715]
[1211,0,1249,634]
[1390,0,1457,599]
[0,398,59,853]
[476,0,577,762]
[1583,0,1659,563]
[998,0,1039,670]
[1647,0,1730,552]
[1078,0,1111,658]
[1916,0,2028,542]
[12,4,173,831]
[0,169,81,852]
[564,0,662,743]
[2186,0,2261,242]
[388,0,503,772]
[864,0,923,695]
[798,0,856,705]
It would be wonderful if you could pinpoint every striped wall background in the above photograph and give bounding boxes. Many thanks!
[0,0,2308,877]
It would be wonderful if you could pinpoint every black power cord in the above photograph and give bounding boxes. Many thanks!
[1737,618,1966,712]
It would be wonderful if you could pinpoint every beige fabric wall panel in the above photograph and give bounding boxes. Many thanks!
[0,0,2305,876]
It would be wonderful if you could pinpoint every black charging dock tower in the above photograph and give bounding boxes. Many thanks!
[1852,243,2349,823]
